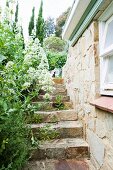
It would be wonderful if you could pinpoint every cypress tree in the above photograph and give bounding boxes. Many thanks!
[20,26,25,49]
[6,0,9,8]
[5,0,9,24]
[15,1,19,23]
[36,0,45,46]
[28,7,35,36]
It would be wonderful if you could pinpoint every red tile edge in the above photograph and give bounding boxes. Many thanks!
[90,96,113,114]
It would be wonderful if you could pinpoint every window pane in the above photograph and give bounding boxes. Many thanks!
[106,56,113,83]
[105,19,113,49]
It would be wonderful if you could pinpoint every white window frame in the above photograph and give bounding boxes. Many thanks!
[99,1,113,96]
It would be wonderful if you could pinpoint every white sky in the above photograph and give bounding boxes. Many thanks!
[0,0,74,38]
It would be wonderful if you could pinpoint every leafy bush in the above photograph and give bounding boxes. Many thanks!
[0,4,53,169]
[44,36,66,53]
[43,36,67,71]
[0,23,23,62]
[46,51,67,70]
[0,112,30,170]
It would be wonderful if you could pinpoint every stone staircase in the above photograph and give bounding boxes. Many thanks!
[24,78,91,170]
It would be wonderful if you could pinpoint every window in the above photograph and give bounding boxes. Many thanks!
[99,3,113,95]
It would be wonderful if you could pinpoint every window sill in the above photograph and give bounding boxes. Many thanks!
[90,96,113,113]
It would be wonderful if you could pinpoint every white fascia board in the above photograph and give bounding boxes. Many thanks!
[62,0,91,40]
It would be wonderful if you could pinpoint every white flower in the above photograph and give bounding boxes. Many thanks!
[43,93,51,100]
[22,82,31,89]
[9,88,15,94]
[5,61,14,69]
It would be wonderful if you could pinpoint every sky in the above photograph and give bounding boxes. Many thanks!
[0,0,73,39]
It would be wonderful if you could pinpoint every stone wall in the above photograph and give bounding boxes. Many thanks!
[63,21,113,170]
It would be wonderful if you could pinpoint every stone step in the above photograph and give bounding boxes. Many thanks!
[30,138,89,160]
[31,121,83,139]
[32,101,73,111]
[24,159,89,170]
[53,83,65,88]
[52,88,67,96]
[35,95,70,102]
[52,78,64,84]
[86,160,96,170]
[34,110,77,123]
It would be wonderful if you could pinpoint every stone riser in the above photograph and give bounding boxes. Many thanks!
[34,95,70,102]
[29,138,89,161]
[52,78,64,84]
[32,101,73,111]
[24,159,90,170]
[31,125,83,139]
[52,90,67,96]
[34,110,77,123]
[30,146,89,160]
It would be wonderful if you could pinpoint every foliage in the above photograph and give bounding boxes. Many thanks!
[35,125,59,140]
[15,1,19,23]
[53,95,64,110]
[0,26,30,170]
[45,17,55,37]
[0,112,30,170]
[0,3,53,169]
[28,7,35,36]
[46,51,67,71]
[0,23,23,62]
[55,7,70,37]
[43,36,67,71]
[44,36,66,53]
[20,25,25,49]
[36,0,45,46]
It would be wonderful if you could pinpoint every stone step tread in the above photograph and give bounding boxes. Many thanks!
[34,109,76,114]
[53,84,65,88]
[39,138,88,149]
[34,110,77,122]
[32,101,72,105]
[24,159,89,170]
[52,89,67,94]
[31,121,82,129]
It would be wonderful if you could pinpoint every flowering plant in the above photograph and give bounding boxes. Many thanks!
[0,2,54,169]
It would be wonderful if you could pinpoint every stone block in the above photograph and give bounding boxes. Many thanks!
[96,119,106,138]
[93,22,99,42]
[87,129,105,168]
[87,118,95,131]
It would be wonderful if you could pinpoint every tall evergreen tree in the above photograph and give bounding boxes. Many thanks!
[6,0,9,8]
[28,7,35,36]
[5,0,10,24]
[20,26,25,49]
[36,0,45,46]
[15,1,19,23]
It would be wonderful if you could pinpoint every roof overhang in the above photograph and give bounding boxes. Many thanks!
[62,0,112,46]
[62,0,92,40]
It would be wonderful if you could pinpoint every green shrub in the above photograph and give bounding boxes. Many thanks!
[0,112,30,170]
[47,51,67,70]
[0,2,54,168]
[43,36,66,52]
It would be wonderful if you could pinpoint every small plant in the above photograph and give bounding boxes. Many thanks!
[51,115,58,123]
[26,113,43,124]
[53,95,64,110]
[34,125,59,141]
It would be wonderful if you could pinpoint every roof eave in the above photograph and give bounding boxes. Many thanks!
[62,0,92,40]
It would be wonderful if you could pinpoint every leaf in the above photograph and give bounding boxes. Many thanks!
[0,54,6,63]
